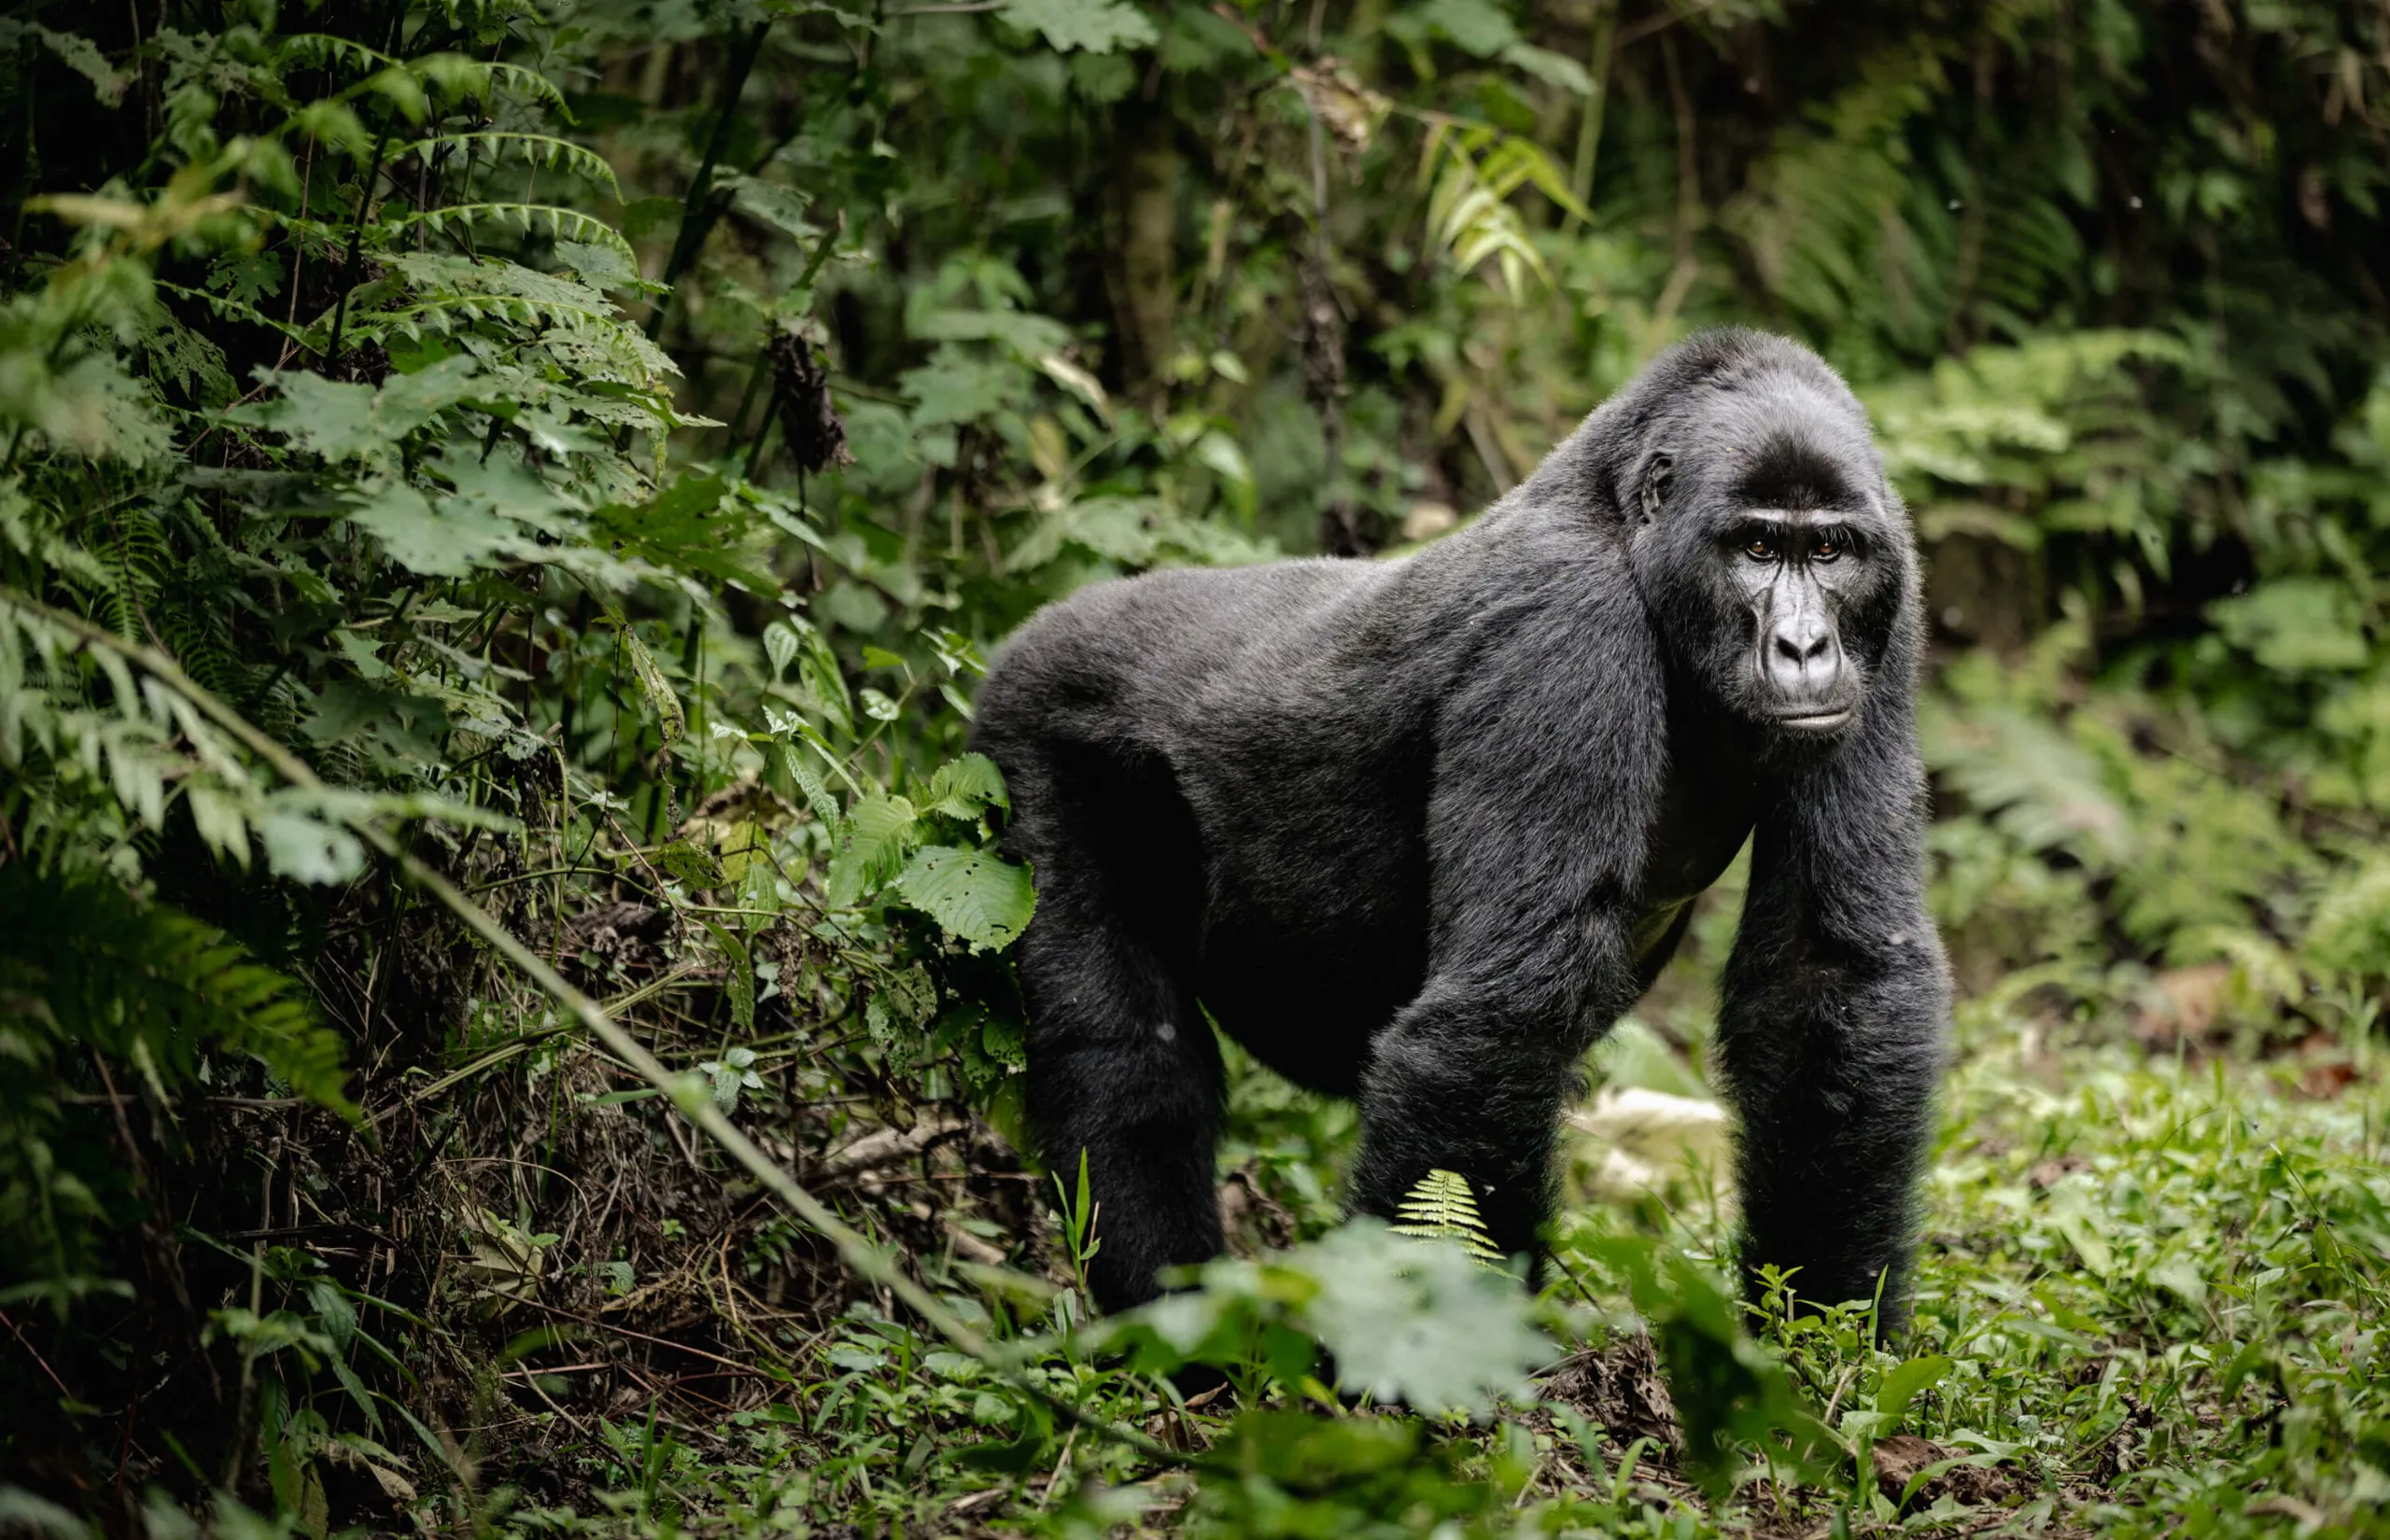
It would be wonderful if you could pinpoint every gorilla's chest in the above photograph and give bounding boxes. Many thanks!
[1640,755,1761,908]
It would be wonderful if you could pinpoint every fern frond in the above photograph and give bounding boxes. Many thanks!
[154,281,313,347]
[0,866,350,1113]
[273,39,568,117]
[391,133,621,200]
[402,203,634,261]
[1388,1168,1505,1267]
[273,33,406,79]
[284,204,636,265]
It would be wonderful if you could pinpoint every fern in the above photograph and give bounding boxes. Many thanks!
[0,867,349,1310]
[1417,120,1585,297]
[392,203,638,262]
[391,132,622,200]
[1389,1168,1505,1267]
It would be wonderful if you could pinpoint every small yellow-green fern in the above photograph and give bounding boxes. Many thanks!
[1389,1169,1505,1267]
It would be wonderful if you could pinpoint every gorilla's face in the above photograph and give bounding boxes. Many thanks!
[1625,379,1907,749]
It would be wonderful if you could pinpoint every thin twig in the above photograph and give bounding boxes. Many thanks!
[323,118,396,363]
[648,21,773,341]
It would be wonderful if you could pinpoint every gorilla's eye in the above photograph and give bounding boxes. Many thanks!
[1813,532,1845,562]
[1743,534,1780,562]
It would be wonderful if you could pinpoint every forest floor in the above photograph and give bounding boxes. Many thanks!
[423,979,2390,1540]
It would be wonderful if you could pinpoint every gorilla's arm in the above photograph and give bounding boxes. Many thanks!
[1713,688,1950,1328]
[1346,576,1666,1261]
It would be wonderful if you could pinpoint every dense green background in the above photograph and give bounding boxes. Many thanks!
[3,0,2390,1534]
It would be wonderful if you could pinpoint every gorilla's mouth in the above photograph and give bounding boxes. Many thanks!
[1772,707,1852,733]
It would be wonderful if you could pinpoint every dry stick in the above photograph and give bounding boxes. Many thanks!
[1646,30,1702,345]
[0,586,1201,1475]
[0,1307,77,1401]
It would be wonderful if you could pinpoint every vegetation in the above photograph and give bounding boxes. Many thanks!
[1,0,2388,1533]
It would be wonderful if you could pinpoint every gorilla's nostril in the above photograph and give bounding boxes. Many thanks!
[1803,632,1834,662]
[1773,633,1807,665]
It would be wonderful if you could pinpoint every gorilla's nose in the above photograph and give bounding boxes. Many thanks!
[1765,613,1840,693]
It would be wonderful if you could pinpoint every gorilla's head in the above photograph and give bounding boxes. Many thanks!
[1596,330,1916,751]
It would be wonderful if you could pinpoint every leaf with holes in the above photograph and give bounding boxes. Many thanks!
[893,846,1036,952]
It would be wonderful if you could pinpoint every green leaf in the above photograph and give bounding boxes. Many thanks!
[1287,1221,1548,1417]
[651,840,725,889]
[921,752,1010,820]
[1500,41,1593,94]
[1415,0,1518,56]
[699,920,756,1033]
[892,846,1036,952]
[260,810,368,886]
[999,0,1159,53]
[1874,1353,1953,1426]
[344,483,523,578]
[600,610,686,750]
[32,24,132,105]
[763,620,804,679]
[826,795,920,907]
[235,357,483,462]
[900,355,1025,427]
[779,740,844,832]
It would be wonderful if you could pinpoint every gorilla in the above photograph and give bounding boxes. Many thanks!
[971,329,1949,1324]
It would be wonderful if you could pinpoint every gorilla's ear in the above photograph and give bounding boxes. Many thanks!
[1638,451,1675,526]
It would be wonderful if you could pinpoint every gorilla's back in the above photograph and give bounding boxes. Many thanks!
[972,504,1611,1094]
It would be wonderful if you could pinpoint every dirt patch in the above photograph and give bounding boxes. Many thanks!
[1541,1335,1682,1452]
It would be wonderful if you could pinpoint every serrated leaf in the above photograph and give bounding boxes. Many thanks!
[826,795,920,907]
[893,845,1035,952]
[601,611,685,749]
[260,810,368,886]
[651,840,724,888]
[999,0,1158,53]
[779,740,844,832]
[921,752,1010,820]
[344,483,524,577]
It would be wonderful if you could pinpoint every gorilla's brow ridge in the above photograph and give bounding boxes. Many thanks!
[1732,428,1861,511]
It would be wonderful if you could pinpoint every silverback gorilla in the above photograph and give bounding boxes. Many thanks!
[970,329,1950,1324]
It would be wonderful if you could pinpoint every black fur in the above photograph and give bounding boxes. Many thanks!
[971,329,1950,1324]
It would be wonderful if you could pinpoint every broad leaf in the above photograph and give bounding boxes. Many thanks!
[921,752,1010,820]
[999,0,1158,53]
[893,846,1035,951]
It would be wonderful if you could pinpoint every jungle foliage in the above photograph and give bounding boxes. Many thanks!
[2,0,2389,1534]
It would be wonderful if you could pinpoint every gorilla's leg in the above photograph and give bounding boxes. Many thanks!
[1009,742,1221,1314]
[1348,943,1629,1269]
